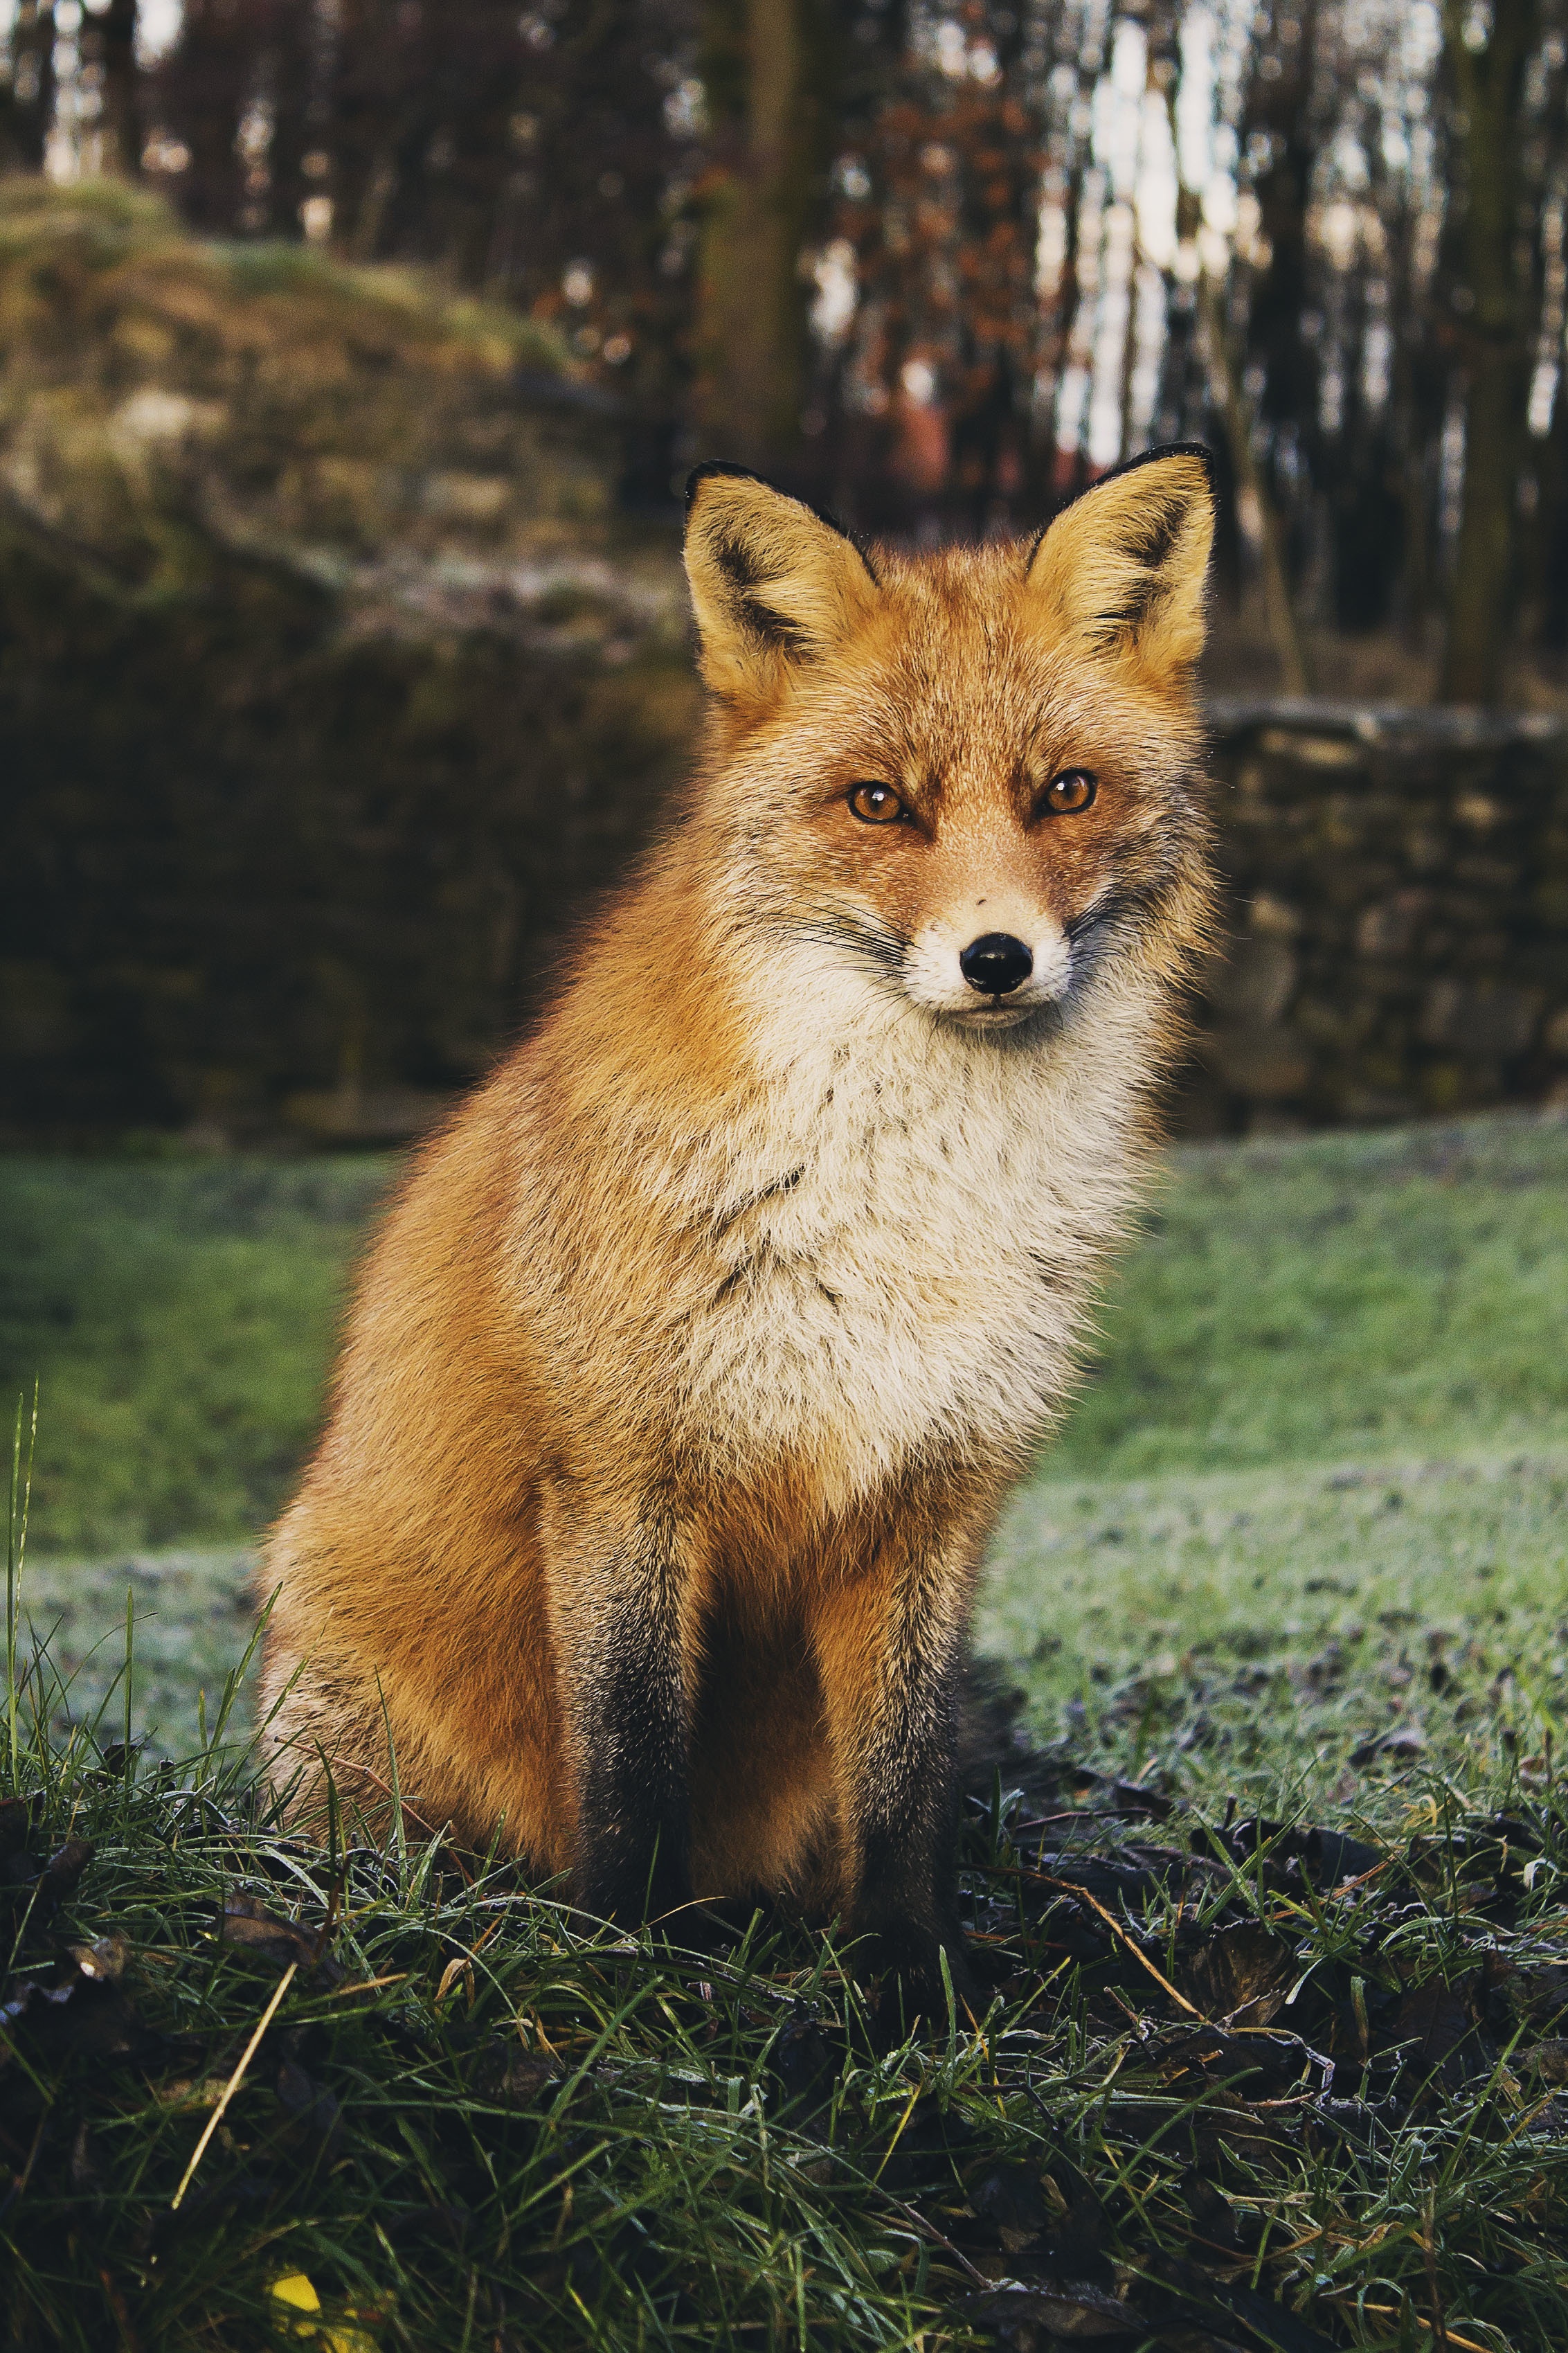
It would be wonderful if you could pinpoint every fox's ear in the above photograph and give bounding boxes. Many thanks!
[1025,445,1215,684]
[684,465,880,702]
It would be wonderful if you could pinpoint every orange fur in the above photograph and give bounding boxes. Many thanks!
[259,447,1218,1996]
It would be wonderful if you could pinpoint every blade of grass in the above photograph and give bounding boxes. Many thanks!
[8,1385,38,1784]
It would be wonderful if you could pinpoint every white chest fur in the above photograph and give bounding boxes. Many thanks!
[660,959,1158,1505]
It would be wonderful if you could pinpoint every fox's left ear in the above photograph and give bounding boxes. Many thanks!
[685,465,881,704]
[1025,445,1215,685]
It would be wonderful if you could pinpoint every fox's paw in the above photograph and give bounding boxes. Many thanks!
[851,1916,978,2037]
[571,1853,696,1942]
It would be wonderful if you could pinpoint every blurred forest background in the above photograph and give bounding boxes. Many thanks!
[8,0,1565,695]
[3,0,1568,1140]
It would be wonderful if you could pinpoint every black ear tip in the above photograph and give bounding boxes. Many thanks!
[681,467,881,587]
[1112,440,1217,492]
[1039,441,1218,544]
[685,460,768,512]
[1145,440,1218,492]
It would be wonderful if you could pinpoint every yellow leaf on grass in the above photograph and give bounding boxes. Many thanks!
[269,2275,381,2350]
[271,2275,323,2316]
[435,1954,476,2009]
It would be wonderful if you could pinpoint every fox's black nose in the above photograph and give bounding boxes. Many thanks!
[959,932,1033,996]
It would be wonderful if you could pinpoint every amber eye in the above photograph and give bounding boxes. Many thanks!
[848,781,906,825]
[1040,769,1097,816]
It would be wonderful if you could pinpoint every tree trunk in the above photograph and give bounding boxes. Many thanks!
[96,0,141,175]
[1440,0,1540,704]
[163,0,251,233]
[265,2,318,240]
[1,2,56,172]
[1166,65,1308,693]
[1198,271,1310,695]
[692,0,826,469]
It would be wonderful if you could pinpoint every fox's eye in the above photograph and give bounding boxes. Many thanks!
[848,782,905,825]
[1041,769,1097,816]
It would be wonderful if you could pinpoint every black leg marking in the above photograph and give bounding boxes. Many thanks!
[573,1526,693,1929]
[820,1538,979,2016]
[851,1655,973,2010]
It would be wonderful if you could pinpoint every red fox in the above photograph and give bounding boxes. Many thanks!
[259,445,1216,2008]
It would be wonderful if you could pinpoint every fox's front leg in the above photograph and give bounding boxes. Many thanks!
[547,1493,698,1929]
[812,1517,979,2014]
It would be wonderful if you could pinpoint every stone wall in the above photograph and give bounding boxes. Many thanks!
[0,520,698,1145]
[1180,701,1568,1134]
[8,646,1568,1143]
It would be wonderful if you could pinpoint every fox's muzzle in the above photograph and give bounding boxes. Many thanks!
[901,906,1072,1023]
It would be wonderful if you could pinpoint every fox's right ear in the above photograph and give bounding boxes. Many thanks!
[684,466,881,704]
[1025,444,1215,686]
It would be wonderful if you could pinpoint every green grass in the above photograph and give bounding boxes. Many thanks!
[8,1547,257,1758]
[6,1537,1568,2350]
[1054,1113,1568,1479]
[22,1447,1568,1782]
[984,1446,1568,1820]
[5,1113,1568,2344]
[6,1113,1568,1556]
[8,1111,1568,1773]
[0,1155,390,1553]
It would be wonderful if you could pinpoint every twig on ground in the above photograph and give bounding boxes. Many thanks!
[1031,1871,1202,2018]
[170,1959,298,2210]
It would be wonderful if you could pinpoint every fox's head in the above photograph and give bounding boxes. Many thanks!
[683,448,1215,1037]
